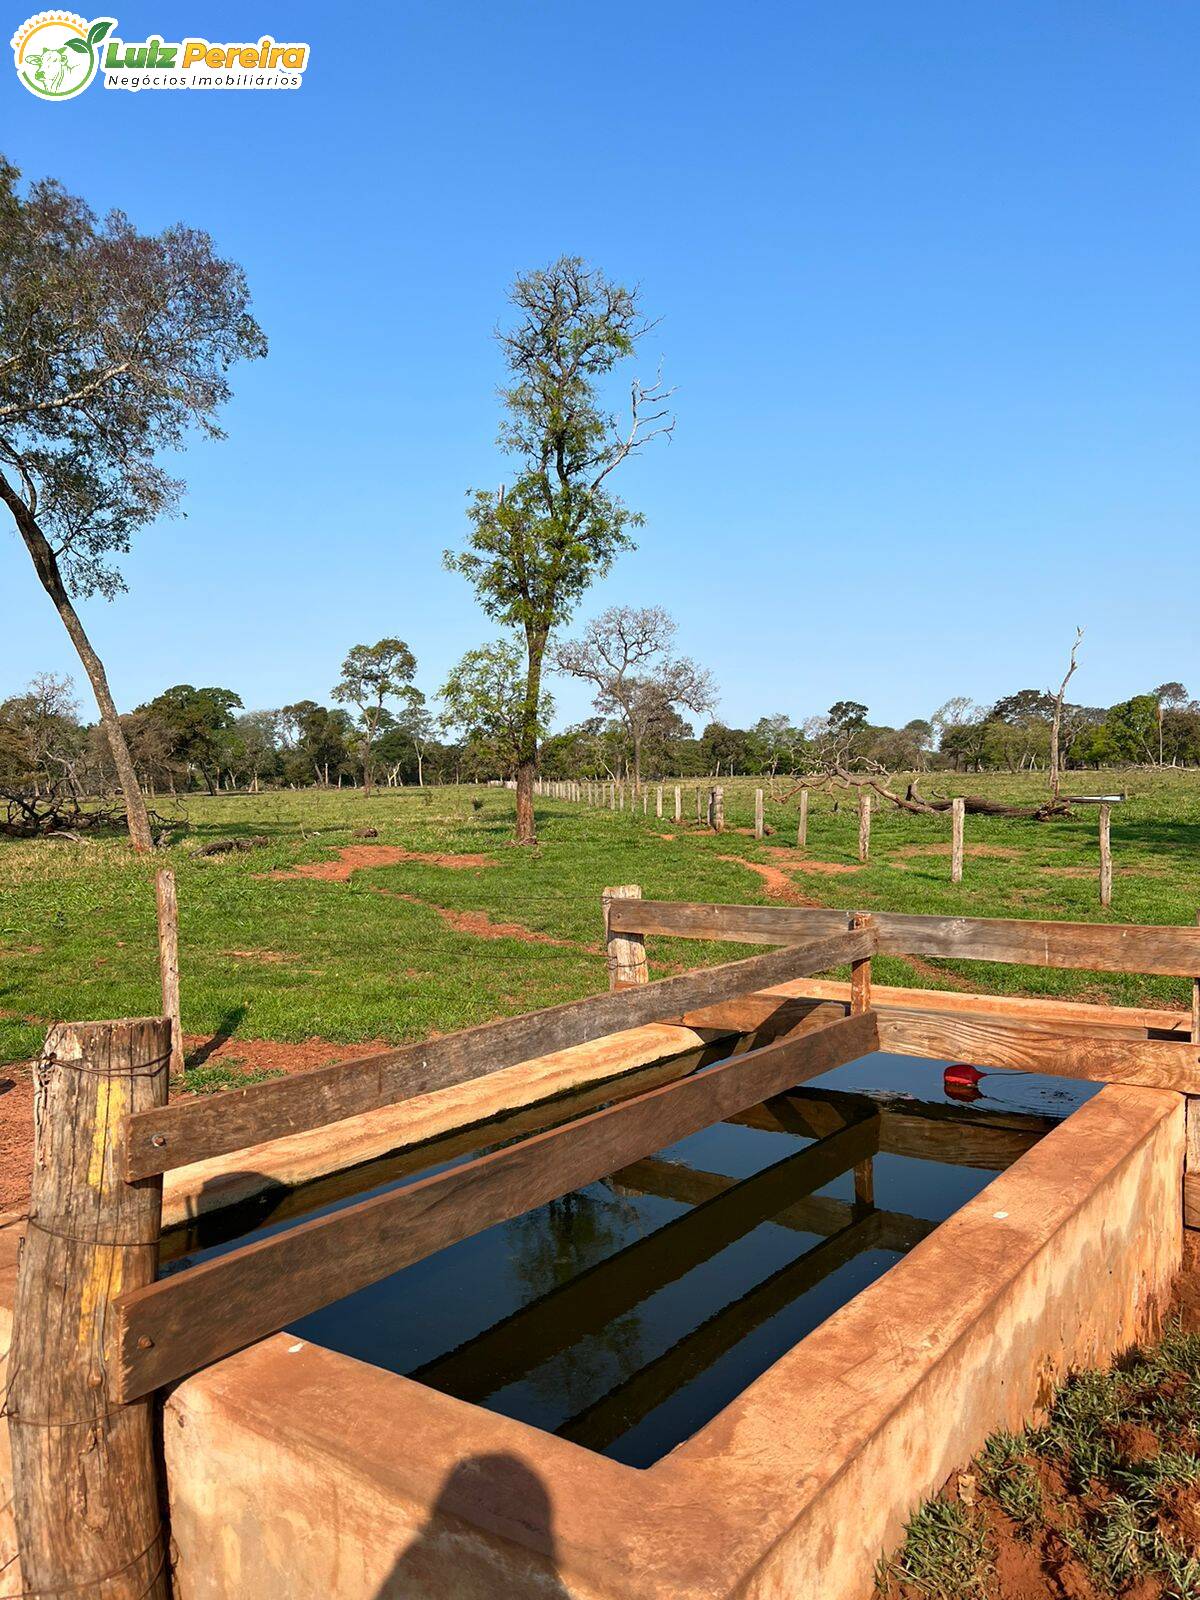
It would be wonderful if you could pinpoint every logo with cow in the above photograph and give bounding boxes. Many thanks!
[11,10,114,98]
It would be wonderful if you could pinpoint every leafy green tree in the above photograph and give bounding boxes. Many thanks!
[1162,704,1200,766]
[331,638,417,795]
[224,710,281,791]
[441,640,553,781]
[373,696,438,787]
[1071,720,1121,768]
[751,714,806,776]
[0,156,266,849]
[1153,682,1189,767]
[0,673,82,796]
[701,721,759,776]
[445,257,673,844]
[278,700,355,786]
[989,689,1055,724]
[1104,695,1159,764]
[138,684,243,793]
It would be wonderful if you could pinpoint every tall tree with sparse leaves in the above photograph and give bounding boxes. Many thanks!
[0,156,266,850]
[445,256,674,844]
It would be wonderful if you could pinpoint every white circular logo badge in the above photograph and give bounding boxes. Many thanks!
[11,12,115,100]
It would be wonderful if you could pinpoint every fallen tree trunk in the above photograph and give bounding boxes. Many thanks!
[0,791,174,840]
[193,834,271,857]
[777,771,1073,820]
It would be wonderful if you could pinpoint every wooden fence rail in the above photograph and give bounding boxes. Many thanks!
[605,900,1200,975]
[122,926,874,1180]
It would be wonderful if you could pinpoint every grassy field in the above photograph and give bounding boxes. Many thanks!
[2,769,1199,1070]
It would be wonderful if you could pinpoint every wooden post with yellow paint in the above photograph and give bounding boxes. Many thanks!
[8,1017,171,1600]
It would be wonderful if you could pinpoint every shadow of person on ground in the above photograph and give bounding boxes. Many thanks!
[184,1003,247,1068]
[375,1452,572,1599]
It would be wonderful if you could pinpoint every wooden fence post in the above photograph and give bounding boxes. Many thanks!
[709,786,725,832]
[1099,804,1113,908]
[619,785,625,812]
[754,789,764,840]
[849,912,873,1015]
[951,797,965,885]
[656,785,663,819]
[857,792,871,863]
[603,885,648,991]
[643,789,648,815]
[9,1017,171,1600]
[797,788,808,848]
[849,909,875,1214]
[696,789,702,824]
[674,785,682,824]
[155,868,184,1080]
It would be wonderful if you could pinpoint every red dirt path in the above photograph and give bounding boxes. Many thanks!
[717,855,822,907]
[369,886,600,952]
[269,845,496,882]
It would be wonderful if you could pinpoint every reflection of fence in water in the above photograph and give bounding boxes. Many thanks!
[410,1088,1050,1462]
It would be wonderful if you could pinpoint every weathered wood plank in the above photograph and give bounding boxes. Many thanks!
[9,1020,170,1600]
[877,1009,1200,1091]
[611,901,851,945]
[786,979,1189,1038]
[123,926,875,1181]
[604,883,648,990]
[609,901,1200,975]
[113,1009,880,1400]
[850,912,873,1014]
[155,869,184,1079]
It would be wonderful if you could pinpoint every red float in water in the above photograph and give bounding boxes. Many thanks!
[943,1063,985,1092]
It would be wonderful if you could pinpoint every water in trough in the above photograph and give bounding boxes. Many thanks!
[163,1044,1097,1468]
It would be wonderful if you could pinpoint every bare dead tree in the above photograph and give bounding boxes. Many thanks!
[553,605,716,789]
[1048,627,1084,800]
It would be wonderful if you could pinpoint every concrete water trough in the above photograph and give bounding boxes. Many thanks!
[3,901,1199,1600]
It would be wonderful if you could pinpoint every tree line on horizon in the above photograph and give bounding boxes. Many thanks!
[3,666,1197,803]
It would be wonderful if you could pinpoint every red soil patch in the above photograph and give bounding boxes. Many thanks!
[1172,1231,1200,1332]
[433,905,584,946]
[270,845,496,882]
[0,1065,33,1211]
[184,1034,388,1074]
[369,885,600,953]
[792,858,864,877]
[717,855,822,907]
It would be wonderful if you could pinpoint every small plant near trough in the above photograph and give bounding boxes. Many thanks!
[176,1057,286,1095]
[878,1303,1200,1600]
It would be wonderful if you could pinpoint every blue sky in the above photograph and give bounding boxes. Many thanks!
[3,1,1196,733]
